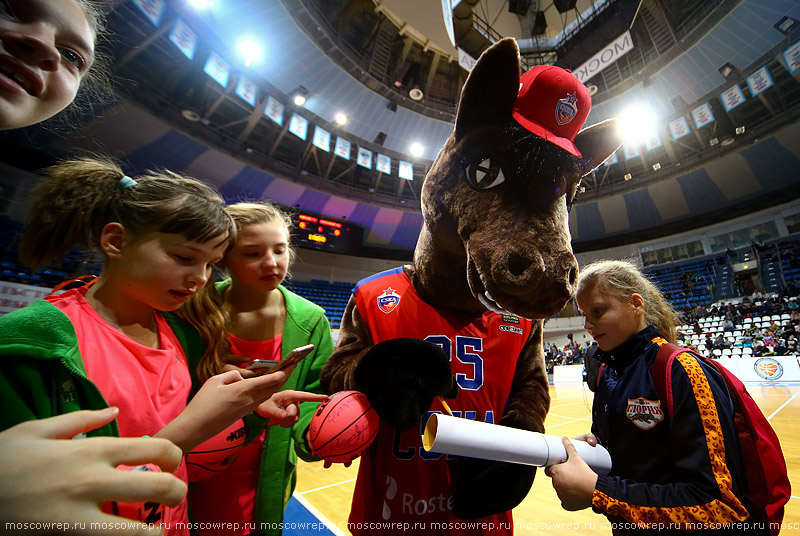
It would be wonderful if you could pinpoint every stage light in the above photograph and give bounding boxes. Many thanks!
[409,142,424,158]
[335,112,348,126]
[238,39,263,67]
[619,104,658,145]
[292,86,309,107]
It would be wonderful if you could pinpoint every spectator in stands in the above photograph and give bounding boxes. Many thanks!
[788,340,798,355]
[774,339,788,356]
[178,201,334,535]
[546,260,761,532]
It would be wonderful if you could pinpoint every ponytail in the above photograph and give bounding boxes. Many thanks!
[20,156,234,268]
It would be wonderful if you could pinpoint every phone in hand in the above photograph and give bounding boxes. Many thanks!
[245,344,315,373]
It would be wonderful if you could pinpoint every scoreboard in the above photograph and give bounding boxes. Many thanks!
[292,210,363,255]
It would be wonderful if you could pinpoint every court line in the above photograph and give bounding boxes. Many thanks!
[292,492,350,536]
[297,478,357,495]
[765,390,800,421]
[545,416,592,429]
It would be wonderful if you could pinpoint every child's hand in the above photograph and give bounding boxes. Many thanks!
[0,408,186,535]
[544,436,598,511]
[159,369,290,452]
[572,433,598,446]
[257,390,329,427]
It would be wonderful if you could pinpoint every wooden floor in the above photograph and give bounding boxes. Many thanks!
[294,383,800,535]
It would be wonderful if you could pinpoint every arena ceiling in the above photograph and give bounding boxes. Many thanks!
[1,0,799,257]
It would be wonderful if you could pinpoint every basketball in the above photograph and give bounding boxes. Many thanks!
[308,390,379,464]
[186,418,247,482]
[101,464,171,526]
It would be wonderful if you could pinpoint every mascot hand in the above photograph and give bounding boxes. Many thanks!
[449,418,537,519]
[353,338,457,430]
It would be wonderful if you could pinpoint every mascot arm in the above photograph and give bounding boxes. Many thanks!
[319,296,458,430]
[451,326,548,519]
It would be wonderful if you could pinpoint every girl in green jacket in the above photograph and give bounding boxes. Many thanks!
[180,202,335,535]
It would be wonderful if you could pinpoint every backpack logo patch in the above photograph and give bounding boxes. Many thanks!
[626,397,664,430]
[377,287,401,314]
[754,357,784,380]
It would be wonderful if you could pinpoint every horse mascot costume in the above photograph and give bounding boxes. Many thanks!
[321,37,623,535]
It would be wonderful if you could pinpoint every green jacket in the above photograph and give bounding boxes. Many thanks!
[205,281,334,535]
[0,297,205,435]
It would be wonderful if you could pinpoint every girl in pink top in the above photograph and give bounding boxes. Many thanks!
[6,156,326,536]
[0,0,187,531]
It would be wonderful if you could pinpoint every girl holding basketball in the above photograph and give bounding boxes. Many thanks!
[179,201,334,535]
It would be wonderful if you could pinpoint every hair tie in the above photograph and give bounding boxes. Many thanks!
[118,175,138,190]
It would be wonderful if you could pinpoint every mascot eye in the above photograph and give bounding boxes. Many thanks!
[465,158,506,191]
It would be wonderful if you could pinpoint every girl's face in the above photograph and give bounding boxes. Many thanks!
[224,220,291,294]
[115,231,228,313]
[576,284,646,352]
[0,0,94,129]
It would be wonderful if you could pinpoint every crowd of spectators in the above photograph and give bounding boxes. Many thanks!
[679,290,800,357]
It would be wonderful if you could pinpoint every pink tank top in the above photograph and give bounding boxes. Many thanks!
[188,333,282,535]
[48,287,191,536]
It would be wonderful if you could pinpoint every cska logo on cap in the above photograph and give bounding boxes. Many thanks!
[377,287,401,314]
[555,92,579,126]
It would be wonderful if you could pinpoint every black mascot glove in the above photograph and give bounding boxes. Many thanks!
[353,338,458,430]
[449,439,536,518]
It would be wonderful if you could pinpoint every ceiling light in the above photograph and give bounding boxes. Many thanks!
[292,86,309,107]
[586,84,598,96]
[623,173,632,181]
[409,88,424,101]
[188,0,213,8]
[652,162,661,171]
[709,137,719,146]
[619,104,658,145]
[334,112,348,126]
[736,125,746,135]
[409,142,424,158]
[238,39,263,67]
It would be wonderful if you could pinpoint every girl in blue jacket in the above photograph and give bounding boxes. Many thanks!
[547,260,767,535]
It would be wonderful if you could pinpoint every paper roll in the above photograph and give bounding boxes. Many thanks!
[422,414,612,474]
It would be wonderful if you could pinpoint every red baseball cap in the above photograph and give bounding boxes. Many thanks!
[511,65,591,157]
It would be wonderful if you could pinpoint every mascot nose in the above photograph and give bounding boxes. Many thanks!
[500,250,578,300]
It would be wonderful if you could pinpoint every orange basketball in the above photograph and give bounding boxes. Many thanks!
[186,418,247,482]
[308,391,379,464]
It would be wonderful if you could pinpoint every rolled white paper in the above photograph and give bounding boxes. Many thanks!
[422,413,612,474]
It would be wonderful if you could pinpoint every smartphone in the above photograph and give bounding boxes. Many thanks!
[245,344,315,373]
[271,343,315,373]
[245,359,279,371]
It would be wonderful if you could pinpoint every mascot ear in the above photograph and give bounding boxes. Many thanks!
[574,118,625,176]
[455,38,521,140]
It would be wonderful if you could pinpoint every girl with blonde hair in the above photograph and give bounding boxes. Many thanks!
[546,260,769,535]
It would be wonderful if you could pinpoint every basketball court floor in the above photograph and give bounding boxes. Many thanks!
[290,383,800,535]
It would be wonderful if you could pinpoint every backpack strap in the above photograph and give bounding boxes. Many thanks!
[651,341,688,419]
